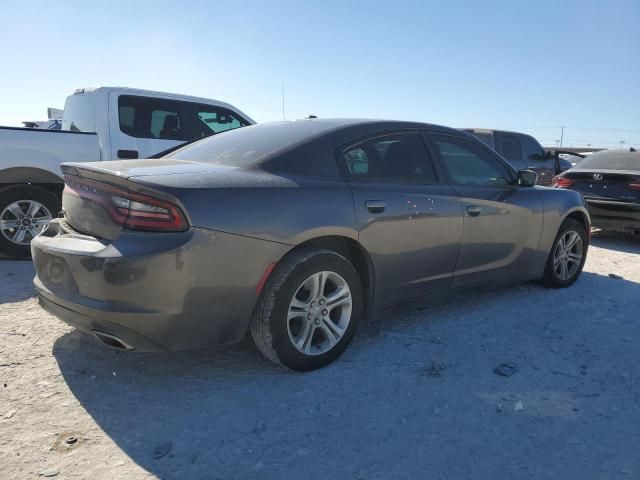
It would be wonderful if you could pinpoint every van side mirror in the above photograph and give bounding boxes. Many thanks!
[517,169,538,187]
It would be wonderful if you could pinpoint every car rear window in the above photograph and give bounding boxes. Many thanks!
[168,121,339,168]
[577,151,640,171]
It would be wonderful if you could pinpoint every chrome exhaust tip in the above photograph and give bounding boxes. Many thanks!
[92,330,134,351]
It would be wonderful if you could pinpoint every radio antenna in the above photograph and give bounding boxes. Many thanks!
[281,82,286,120]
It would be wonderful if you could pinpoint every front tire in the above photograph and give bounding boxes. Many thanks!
[0,185,60,258]
[543,218,588,288]
[250,248,363,371]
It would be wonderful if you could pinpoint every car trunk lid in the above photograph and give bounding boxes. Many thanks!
[561,169,640,202]
[60,163,189,241]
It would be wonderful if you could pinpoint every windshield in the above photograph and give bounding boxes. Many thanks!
[577,151,640,171]
[62,92,96,132]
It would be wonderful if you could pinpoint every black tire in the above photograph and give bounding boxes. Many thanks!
[0,185,60,258]
[250,247,363,371]
[542,218,588,288]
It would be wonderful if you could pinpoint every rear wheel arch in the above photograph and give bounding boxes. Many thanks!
[282,236,375,319]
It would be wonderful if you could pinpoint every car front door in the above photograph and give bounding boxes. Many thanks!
[428,132,544,288]
[342,131,463,306]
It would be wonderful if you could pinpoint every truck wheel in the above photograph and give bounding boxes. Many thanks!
[250,248,363,371]
[0,185,60,258]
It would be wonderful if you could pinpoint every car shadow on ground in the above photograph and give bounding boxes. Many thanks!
[52,269,640,479]
[0,259,36,303]
[591,231,640,254]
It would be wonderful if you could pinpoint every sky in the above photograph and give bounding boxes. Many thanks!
[1,0,638,148]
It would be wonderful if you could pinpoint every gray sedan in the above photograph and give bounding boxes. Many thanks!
[31,119,590,370]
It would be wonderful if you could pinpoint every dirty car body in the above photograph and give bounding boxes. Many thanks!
[31,119,590,365]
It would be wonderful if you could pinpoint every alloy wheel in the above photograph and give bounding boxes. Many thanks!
[287,271,353,356]
[553,230,583,280]
[0,200,52,245]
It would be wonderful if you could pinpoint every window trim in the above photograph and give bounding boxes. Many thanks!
[336,130,443,185]
[425,130,518,188]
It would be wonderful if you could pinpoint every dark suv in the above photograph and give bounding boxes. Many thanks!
[463,129,571,186]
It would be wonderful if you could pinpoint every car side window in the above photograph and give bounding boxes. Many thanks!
[497,133,522,161]
[190,104,249,138]
[521,135,544,161]
[118,95,190,141]
[430,135,513,187]
[343,133,437,183]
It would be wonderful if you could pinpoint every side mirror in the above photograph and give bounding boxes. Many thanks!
[517,169,538,187]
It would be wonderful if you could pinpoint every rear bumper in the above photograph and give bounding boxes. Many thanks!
[36,288,166,352]
[31,219,290,352]
[585,199,640,232]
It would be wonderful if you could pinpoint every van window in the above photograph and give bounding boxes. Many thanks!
[118,95,190,141]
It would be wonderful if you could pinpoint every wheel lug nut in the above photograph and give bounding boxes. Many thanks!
[322,309,328,316]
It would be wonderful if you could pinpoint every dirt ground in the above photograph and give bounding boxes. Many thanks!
[1,233,639,479]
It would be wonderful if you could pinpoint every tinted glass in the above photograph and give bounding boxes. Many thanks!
[498,134,522,161]
[190,104,249,139]
[118,95,189,141]
[344,133,437,182]
[169,121,338,168]
[577,151,640,171]
[431,135,513,186]
[521,135,544,160]
[464,130,494,149]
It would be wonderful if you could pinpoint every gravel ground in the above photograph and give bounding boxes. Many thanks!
[1,233,639,480]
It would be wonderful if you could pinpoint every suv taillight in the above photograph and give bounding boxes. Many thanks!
[628,182,640,191]
[552,176,575,188]
[63,175,188,232]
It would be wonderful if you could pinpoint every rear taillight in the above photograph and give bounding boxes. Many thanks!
[63,175,188,232]
[628,182,640,191]
[552,176,575,188]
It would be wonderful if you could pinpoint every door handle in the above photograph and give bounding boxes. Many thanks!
[466,205,482,217]
[118,149,139,159]
[365,200,386,213]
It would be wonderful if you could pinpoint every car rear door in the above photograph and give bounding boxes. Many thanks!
[108,92,191,160]
[427,131,544,287]
[342,131,463,306]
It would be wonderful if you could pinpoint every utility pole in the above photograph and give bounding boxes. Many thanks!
[559,126,564,148]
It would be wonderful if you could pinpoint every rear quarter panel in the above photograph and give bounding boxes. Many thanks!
[133,174,359,246]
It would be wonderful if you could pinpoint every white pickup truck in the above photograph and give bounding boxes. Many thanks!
[0,86,254,257]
